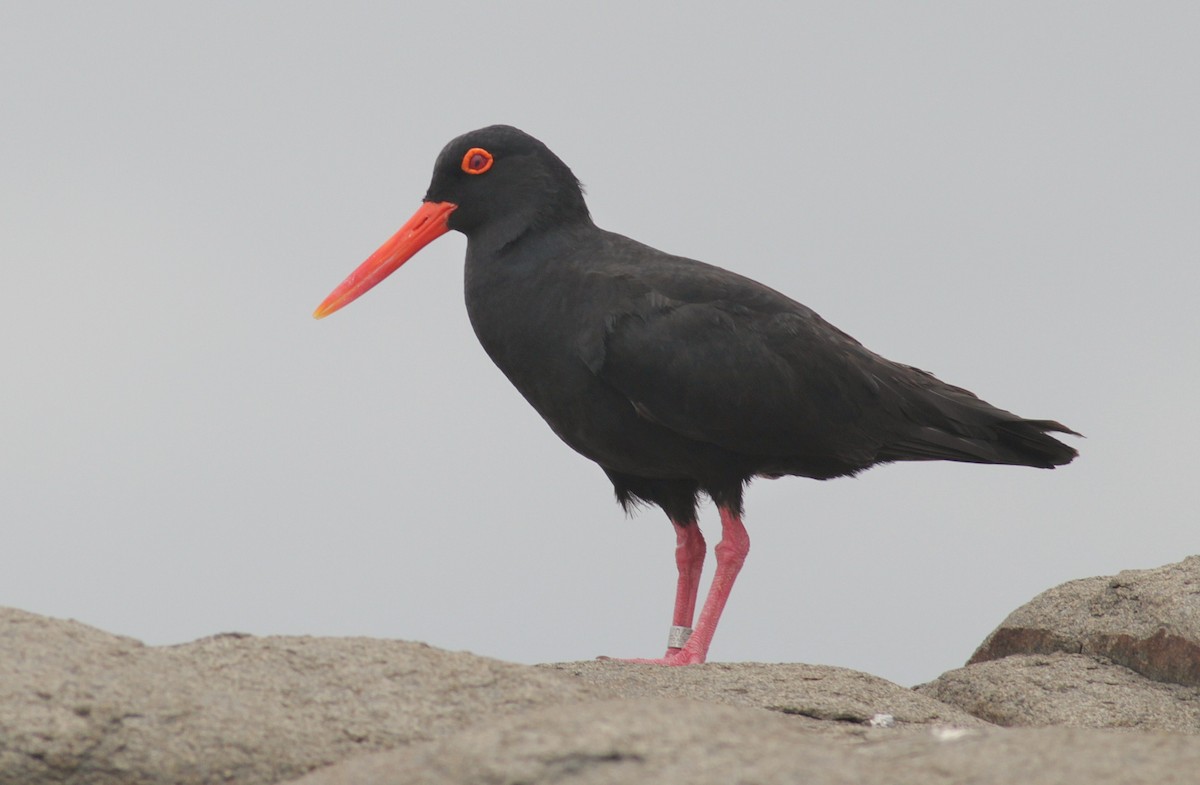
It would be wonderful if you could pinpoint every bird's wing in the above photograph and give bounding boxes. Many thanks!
[573,239,1077,471]
[578,271,891,463]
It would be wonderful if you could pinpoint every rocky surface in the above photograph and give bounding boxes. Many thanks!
[2,556,1198,784]
[0,608,604,785]
[542,660,984,731]
[920,556,1200,734]
[918,652,1200,731]
[968,556,1200,686]
[289,699,1200,785]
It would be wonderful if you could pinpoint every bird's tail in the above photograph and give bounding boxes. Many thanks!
[994,417,1080,467]
[882,418,1078,468]
[878,381,1080,469]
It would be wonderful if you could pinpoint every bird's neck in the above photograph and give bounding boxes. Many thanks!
[466,209,594,265]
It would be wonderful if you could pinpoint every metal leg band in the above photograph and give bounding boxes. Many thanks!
[667,625,693,649]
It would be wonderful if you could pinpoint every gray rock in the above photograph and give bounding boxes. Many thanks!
[542,659,986,731]
[8,559,1200,785]
[0,607,604,785]
[918,652,1200,731]
[287,697,1200,785]
[969,556,1200,686]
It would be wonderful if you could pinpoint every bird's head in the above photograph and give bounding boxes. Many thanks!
[314,125,588,319]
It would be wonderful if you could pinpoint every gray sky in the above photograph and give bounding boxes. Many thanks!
[2,2,1196,686]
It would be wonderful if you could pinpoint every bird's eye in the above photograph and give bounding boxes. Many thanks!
[461,147,494,175]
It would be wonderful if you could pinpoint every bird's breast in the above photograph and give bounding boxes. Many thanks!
[460,245,698,475]
[464,249,598,414]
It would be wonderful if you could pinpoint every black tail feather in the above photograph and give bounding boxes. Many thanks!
[880,400,1081,469]
[994,418,1080,467]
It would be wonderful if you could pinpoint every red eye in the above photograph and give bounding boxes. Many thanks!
[461,147,494,175]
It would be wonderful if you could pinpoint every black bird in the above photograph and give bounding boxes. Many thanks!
[315,125,1078,665]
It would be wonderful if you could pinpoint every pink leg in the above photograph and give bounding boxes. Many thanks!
[617,505,749,666]
[667,519,706,655]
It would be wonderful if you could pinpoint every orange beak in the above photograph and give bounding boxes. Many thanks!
[313,200,458,319]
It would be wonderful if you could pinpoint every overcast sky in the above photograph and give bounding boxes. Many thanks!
[2,3,1196,687]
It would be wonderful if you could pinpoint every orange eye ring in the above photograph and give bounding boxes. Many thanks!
[461,147,494,175]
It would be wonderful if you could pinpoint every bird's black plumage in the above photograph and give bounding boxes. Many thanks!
[418,125,1078,524]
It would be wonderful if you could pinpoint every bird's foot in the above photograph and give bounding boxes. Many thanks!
[597,647,705,666]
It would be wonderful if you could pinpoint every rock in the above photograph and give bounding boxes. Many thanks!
[542,660,985,731]
[287,697,1200,785]
[968,556,1200,686]
[7,555,1200,785]
[917,652,1200,731]
[0,607,604,785]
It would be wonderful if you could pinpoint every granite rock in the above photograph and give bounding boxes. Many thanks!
[918,652,1200,731]
[969,556,1200,686]
[287,697,1200,785]
[543,659,984,731]
[0,607,604,785]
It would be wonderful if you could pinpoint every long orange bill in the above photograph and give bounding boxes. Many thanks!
[313,200,458,319]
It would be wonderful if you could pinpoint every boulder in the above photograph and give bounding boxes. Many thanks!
[968,556,1200,686]
[0,608,603,785]
[0,607,982,784]
[5,558,1200,785]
